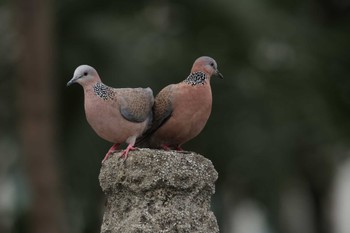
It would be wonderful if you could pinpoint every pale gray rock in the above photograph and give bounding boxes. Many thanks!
[99,148,219,233]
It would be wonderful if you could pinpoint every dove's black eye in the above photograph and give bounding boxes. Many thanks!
[84,72,88,76]
[210,62,214,67]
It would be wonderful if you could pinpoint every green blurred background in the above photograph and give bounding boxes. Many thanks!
[1,0,350,232]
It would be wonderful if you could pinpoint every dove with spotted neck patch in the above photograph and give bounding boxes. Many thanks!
[136,56,223,150]
[67,65,154,162]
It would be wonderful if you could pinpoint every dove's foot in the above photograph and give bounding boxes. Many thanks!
[120,145,137,160]
[161,144,171,150]
[102,143,120,163]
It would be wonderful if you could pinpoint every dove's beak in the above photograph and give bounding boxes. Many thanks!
[216,70,223,79]
[66,79,75,86]
[67,76,80,86]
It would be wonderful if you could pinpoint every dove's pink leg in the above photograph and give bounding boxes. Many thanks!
[102,143,120,163]
[161,144,182,151]
[120,144,137,160]
[161,144,171,150]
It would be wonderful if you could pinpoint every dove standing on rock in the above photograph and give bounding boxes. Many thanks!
[67,65,154,162]
[136,56,223,150]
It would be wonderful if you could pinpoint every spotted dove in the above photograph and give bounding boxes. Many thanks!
[67,65,154,162]
[136,56,223,150]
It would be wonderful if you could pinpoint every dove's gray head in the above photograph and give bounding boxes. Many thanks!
[67,65,100,86]
[191,56,223,79]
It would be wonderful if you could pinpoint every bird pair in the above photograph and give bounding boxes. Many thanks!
[67,56,223,163]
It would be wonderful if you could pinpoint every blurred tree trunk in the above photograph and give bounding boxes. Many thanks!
[14,0,67,233]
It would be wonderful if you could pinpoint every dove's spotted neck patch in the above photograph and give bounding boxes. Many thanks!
[93,83,115,100]
[183,71,207,86]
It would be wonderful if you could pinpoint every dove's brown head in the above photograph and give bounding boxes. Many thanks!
[191,56,223,79]
[67,65,101,87]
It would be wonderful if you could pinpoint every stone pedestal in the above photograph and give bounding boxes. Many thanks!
[99,148,219,233]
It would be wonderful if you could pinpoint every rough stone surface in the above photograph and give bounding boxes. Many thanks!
[99,148,219,233]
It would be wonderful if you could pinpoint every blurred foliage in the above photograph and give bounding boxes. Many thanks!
[1,0,350,232]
